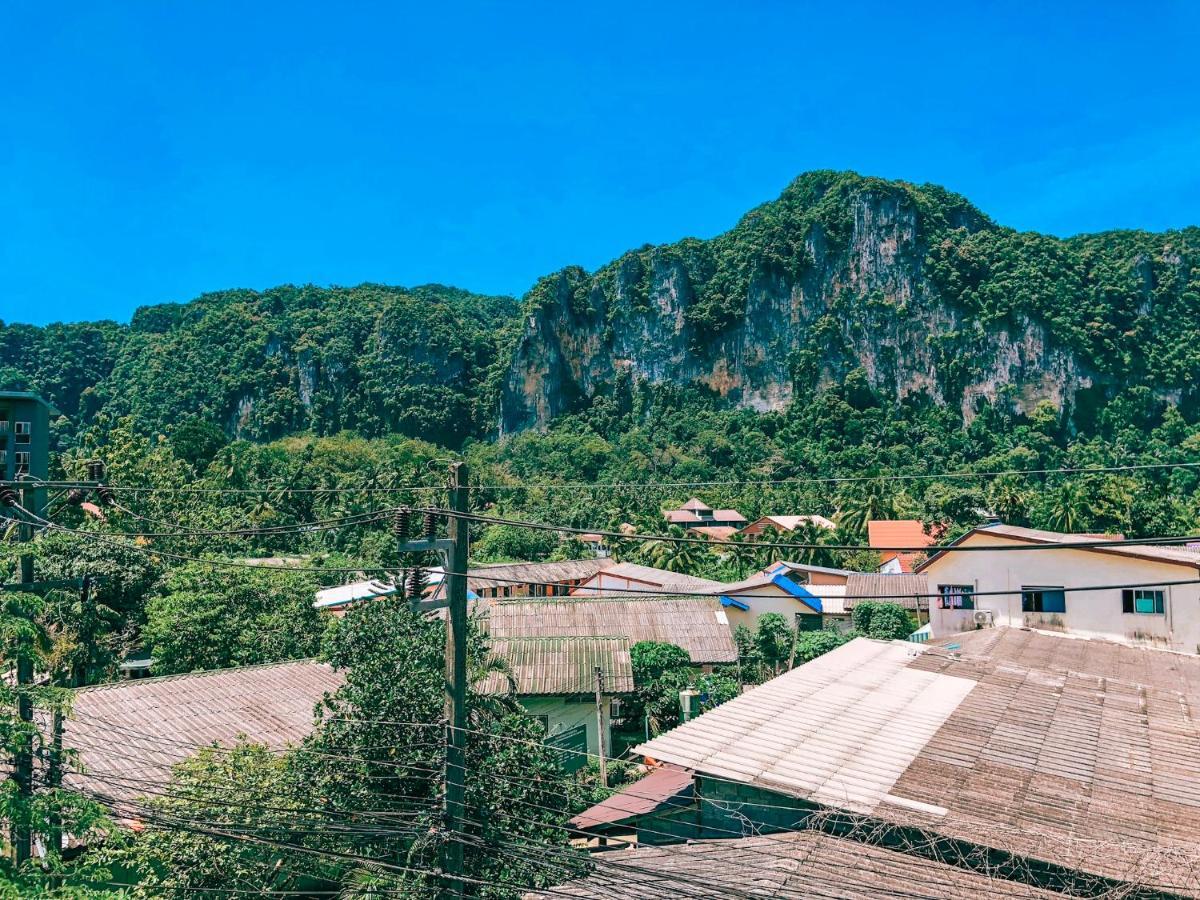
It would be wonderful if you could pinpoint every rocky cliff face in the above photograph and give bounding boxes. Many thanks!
[501,171,1197,434]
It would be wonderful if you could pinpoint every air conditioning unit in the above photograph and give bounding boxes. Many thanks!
[973,610,994,627]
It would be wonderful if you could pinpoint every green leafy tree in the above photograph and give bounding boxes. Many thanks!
[851,601,918,640]
[753,612,795,675]
[143,563,322,675]
[111,599,582,898]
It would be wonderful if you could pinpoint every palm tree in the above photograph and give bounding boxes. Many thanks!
[1044,481,1092,534]
[789,521,839,568]
[836,480,896,537]
[643,527,707,574]
[724,532,761,579]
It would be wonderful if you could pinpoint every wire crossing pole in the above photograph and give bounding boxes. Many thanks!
[441,462,469,899]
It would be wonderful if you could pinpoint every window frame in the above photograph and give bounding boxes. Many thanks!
[937,584,975,610]
[1122,588,1165,615]
[1021,586,1066,614]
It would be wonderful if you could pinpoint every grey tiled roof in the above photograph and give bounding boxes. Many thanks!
[480,597,738,664]
[63,660,344,804]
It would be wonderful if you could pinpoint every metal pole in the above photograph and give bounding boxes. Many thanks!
[594,666,608,788]
[441,462,469,899]
[13,486,34,866]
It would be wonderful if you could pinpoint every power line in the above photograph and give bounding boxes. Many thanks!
[15,458,1200,498]
[439,506,1200,553]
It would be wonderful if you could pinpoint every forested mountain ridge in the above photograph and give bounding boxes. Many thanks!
[1,283,519,447]
[501,170,1200,434]
[4,170,1200,450]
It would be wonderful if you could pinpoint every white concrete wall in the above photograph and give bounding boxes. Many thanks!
[519,694,614,757]
[923,533,1200,653]
[723,584,821,631]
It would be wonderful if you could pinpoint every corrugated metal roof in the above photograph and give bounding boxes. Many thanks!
[63,660,345,804]
[480,597,738,664]
[637,629,1200,891]
[568,764,694,830]
[844,573,928,609]
[467,557,615,590]
[314,578,398,609]
[479,637,634,696]
[577,562,727,593]
[525,830,1060,898]
[635,640,974,814]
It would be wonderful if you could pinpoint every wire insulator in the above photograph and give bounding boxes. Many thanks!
[422,511,437,540]
[393,507,411,539]
[86,460,106,481]
[66,488,87,506]
[407,566,426,598]
[0,487,17,507]
[97,485,115,506]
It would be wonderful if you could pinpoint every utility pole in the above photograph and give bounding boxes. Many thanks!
[441,462,469,899]
[594,666,608,788]
[13,485,35,867]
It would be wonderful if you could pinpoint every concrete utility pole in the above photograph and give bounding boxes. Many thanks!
[13,485,35,867]
[594,665,608,788]
[442,462,470,899]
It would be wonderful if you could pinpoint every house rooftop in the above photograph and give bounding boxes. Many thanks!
[917,522,1200,572]
[479,637,634,696]
[0,390,61,415]
[843,572,928,609]
[526,830,1060,898]
[635,629,1200,891]
[63,660,344,804]
[576,561,726,594]
[467,557,615,591]
[479,597,738,665]
[867,520,936,573]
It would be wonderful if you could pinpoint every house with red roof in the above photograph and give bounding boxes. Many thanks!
[867,519,937,573]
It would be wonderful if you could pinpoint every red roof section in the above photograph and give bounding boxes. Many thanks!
[867,520,936,573]
[568,764,694,831]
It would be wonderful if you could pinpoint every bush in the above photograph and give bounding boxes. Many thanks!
[851,601,918,640]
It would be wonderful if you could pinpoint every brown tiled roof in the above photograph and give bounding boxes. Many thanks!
[526,830,1060,898]
[687,525,739,541]
[578,562,726,593]
[479,637,634,696]
[467,557,615,590]
[63,660,344,804]
[710,509,747,523]
[665,509,702,524]
[636,630,1200,892]
[844,573,929,609]
[479,597,738,664]
[680,498,713,512]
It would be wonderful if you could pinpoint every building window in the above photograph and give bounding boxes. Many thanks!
[938,584,975,610]
[14,451,30,474]
[14,422,30,445]
[1022,587,1066,614]
[1122,589,1165,615]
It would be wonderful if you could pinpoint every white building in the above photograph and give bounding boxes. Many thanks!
[919,523,1200,652]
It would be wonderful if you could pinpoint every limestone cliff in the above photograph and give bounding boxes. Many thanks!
[500,171,1199,434]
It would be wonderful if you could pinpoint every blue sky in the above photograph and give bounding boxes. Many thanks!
[2,2,1198,326]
